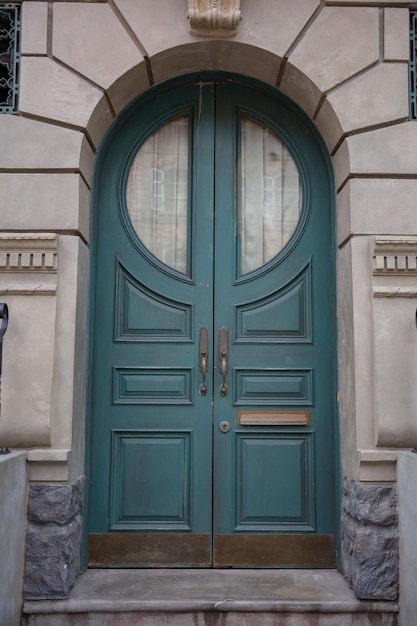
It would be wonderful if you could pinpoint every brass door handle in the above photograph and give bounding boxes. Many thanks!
[218,326,228,397]
[199,326,208,396]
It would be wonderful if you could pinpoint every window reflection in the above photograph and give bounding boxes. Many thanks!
[239,118,302,275]
[126,116,189,274]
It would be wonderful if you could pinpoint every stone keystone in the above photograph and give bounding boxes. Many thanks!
[187,0,242,37]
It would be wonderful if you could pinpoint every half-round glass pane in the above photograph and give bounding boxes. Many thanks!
[239,117,302,275]
[126,115,190,274]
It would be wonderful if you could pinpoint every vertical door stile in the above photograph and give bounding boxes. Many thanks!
[212,83,238,539]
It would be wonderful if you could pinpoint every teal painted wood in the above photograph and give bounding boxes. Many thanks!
[88,74,337,563]
[89,82,216,538]
[111,432,191,529]
[235,434,313,529]
[212,81,336,537]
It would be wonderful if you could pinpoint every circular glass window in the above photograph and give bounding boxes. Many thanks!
[126,115,190,275]
[238,117,302,275]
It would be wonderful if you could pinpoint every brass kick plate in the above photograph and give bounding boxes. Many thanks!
[238,411,310,426]
[88,533,211,567]
[214,534,335,567]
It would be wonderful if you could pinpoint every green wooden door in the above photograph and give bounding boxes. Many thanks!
[88,76,337,568]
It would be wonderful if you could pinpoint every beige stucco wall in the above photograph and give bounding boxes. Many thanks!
[0,0,416,485]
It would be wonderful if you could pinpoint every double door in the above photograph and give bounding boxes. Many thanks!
[88,77,337,567]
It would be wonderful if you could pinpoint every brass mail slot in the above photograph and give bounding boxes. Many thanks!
[238,411,310,426]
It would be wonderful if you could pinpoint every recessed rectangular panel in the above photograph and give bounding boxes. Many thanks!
[115,262,192,342]
[238,411,310,426]
[110,431,191,530]
[234,369,313,405]
[235,265,311,343]
[113,367,192,405]
[124,281,189,337]
[236,433,314,531]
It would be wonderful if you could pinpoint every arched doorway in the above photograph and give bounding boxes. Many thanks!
[87,73,338,568]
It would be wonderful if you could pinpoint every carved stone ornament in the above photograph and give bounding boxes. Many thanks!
[0,233,58,273]
[0,233,58,295]
[187,0,242,37]
[372,236,417,298]
[373,236,417,276]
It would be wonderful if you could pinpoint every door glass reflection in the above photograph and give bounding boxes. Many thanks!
[239,117,302,275]
[126,115,190,274]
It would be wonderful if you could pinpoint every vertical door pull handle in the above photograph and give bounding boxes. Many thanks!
[199,326,209,396]
[219,326,228,397]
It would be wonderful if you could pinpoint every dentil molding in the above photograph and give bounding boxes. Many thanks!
[0,233,58,273]
[372,236,417,297]
[187,0,242,37]
[0,233,58,295]
[373,236,417,275]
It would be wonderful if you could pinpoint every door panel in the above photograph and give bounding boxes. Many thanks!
[235,433,314,529]
[234,263,312,342]
[211,84,335,564]
[88,76,337,567]
[89,83,215,565]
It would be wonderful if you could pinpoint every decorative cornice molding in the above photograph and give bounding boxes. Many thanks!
[373,236,417,276]
[187,0,242,37]
[27,449,70,462]
[0,233,58,273]
[0,285,56,296]
[358,449,397,462]
[373,287,417,298]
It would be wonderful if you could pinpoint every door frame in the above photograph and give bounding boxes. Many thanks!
[83,71,341,569]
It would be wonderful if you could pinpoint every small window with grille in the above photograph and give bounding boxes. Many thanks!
[410,11,417,120]
[0,3,20,113]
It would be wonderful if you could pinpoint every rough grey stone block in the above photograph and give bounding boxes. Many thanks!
[343,476,397,527]
[342,513,398,601]
[24,514,82,600]
[342,475,399,602]
[24,475,85,600]
[28,475,85,525]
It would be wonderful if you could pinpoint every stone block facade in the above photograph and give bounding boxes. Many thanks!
[24,476,85,600]
[0,0,415,604]
[398,452,417,625]
[0,452,28,625]
[342,478,399,600]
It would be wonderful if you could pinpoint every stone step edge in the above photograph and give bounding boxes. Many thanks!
[23,599,399,615]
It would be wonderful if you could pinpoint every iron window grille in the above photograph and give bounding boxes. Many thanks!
[410,11,417,120]
[0,3,20,113]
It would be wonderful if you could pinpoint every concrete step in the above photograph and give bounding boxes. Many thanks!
[22,569,398,625]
